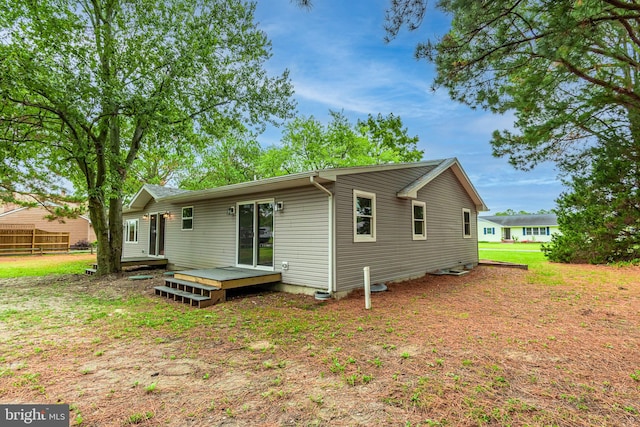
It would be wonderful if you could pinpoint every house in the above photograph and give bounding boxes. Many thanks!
[0,204,96,247]
[478,214,559,243]
[123,158,487,297]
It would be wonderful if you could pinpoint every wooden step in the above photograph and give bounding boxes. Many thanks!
[154,285,214,308]
[165,277,220,293]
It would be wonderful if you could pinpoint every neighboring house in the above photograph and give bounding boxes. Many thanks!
[478,214,559,243]
[0,205,96,246]
[123,158,487,296]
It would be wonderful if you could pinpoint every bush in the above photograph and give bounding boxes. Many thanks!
[71,239,91,250]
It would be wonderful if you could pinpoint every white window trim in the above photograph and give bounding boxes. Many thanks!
[181,206,193,231]
[412,200,427,241]
[124,219,139,243]
[353,189,376,243]
[462,208,472,238]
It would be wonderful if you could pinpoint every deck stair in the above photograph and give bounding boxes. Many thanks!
[154,277,225,308]
[152,267,281,308]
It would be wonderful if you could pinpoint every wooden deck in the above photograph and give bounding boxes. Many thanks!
[174,267,281,290]
[86,257,168,275]
[153,267,281,308]
[121,257,169,267]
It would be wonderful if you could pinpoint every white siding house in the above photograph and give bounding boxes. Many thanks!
[478,214,560,243]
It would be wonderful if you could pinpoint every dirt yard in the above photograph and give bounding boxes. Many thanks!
[0,264,638,426]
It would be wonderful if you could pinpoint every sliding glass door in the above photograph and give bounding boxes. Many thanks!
[148,213,166,257]
[237,201,273,268]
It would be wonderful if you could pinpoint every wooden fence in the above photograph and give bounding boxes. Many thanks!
[0,224,70,255]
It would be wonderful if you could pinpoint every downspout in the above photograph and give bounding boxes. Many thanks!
[310,176,334,294]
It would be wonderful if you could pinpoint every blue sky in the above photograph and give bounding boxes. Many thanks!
[253,0,563,213]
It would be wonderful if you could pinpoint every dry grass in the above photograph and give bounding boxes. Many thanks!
[0,263,638,426]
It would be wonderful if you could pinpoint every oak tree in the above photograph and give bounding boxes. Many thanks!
[0,0,294,273]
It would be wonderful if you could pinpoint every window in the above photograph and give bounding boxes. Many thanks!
[462,208,472,238]
[412,201,427,240]
[354,190,376,242]
[182,206,193,230]
[523,227,548,236]
[483,227,495,235]
[124,219,138,243]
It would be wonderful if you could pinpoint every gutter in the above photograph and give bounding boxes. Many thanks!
[310,176,334,294]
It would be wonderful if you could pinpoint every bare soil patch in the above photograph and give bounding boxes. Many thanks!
[0,253,96,264]
[0,264,638,426]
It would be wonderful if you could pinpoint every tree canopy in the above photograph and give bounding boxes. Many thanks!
[0,0,294,273]
[258,110,423,177]
[386,0,640,170]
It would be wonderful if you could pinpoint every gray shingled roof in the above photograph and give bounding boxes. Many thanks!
[143,184,190,199]
[479,214,558,227]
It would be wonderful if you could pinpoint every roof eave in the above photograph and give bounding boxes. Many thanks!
[162,172,335,204]
[397,158,489,212]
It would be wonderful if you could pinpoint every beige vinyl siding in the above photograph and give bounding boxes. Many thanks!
[271,185,330,289]
[165,197,235,269]
[0,207,96,245]
[124,185,330,289]
[334,167,478,292]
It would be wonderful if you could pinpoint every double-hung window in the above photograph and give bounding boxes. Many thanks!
[124,219,138,243]
[354,190,376,242]
[462,208,472,238]
[182,207,193,231]
[412,201,427,240]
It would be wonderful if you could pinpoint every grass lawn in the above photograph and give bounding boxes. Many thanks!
[0,254,638,426]
[0,253,96,278]
[479,242,548,270]
[479,241,543,251]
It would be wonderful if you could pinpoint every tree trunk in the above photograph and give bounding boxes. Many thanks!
[107,196,123,273]
[88,195,113,275]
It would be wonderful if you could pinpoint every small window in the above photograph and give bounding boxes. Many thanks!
[182,206,193,230]
[462,208,471,238]
[125,219,138,243]
[483,227,495,235]
[412,201,426,240]
[354,190,376,242]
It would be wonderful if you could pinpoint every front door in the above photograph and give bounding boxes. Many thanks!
[237,201,273,268]
[148,213,166,257]
[502,227,511,240]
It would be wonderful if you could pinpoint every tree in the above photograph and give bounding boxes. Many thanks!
[177,131,262,189]
[258,110,423,176]
[383,0,640,262]
[0,0,294,274]
[542,141,640,263]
